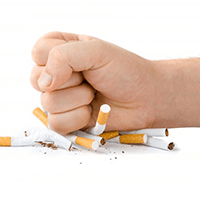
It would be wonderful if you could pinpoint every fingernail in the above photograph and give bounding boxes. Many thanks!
[38,72,52,88]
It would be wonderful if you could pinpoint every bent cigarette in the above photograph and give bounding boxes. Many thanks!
[108,134,147,144]
[0,130,46,147]
[99,131,119,140]
[120,128,169,137]
[87,104,111,135]
[0,128,72,150]
[33,107,48,127]
[145,137,175,151]
[65,134,99,150]
[73,131,106,145]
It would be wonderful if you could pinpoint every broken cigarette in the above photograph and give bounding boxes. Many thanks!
[65,134,99,150]
[120,128,169,137]
[0,130,45,147]
[0,128,72,150]
[145,137,175,151]
[99,131,119,140]
[73,131,106,146]
[108,134,147,144]
[87,104,111,135]
[33,107,99,150]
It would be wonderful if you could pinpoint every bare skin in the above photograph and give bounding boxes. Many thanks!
[30,31,200,135]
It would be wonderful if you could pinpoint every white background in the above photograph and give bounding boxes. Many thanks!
[0,0,200,199]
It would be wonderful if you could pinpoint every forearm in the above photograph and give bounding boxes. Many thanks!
[153,58,200,128]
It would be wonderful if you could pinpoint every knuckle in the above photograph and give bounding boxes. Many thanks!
[48,114,61,133]
[31,43,44,65]
[95,39,105,51]
[82,84,94,104]
[40,92,56,113]
[49,47,66,66]
[30,71,37,88]
[79,106,91,126]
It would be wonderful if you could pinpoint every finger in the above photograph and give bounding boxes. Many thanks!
[48,105,91,135]
[30,65,84,92]
[31,32,79,66]
[30,65,44,91]
[41,83,94,114]
[38,38,110,91]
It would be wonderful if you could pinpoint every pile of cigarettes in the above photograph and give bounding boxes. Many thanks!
[0,104,175,151]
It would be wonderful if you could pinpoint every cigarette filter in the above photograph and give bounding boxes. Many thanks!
[120,128,169,137]
[33,107,48,127]
[73,131,106,145]
[0,137,11,146]
[108,134,147,144]
[145,137,175,151]
[65,134,99,150]
[99,131,119,140]
[87,104,111,135]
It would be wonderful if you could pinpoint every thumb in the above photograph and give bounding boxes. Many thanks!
[38,38,107,91]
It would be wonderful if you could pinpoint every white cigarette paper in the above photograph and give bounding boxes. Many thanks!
[119,128,169,137]
[87,104,111,135]
[145,137,175,151]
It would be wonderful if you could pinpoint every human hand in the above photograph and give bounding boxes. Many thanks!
[31,32,158,134]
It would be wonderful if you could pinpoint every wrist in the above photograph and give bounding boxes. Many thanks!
[152,58,200,128]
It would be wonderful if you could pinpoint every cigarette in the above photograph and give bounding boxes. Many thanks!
[145,137,175,151]
[87,104,111,135]
[33,107,49,127]
[108,134,147,144]
[98,131,119,140]
[65,134,99,150]
[119,128,169,137]
[33,107,98,150]
[73,131,106,145]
